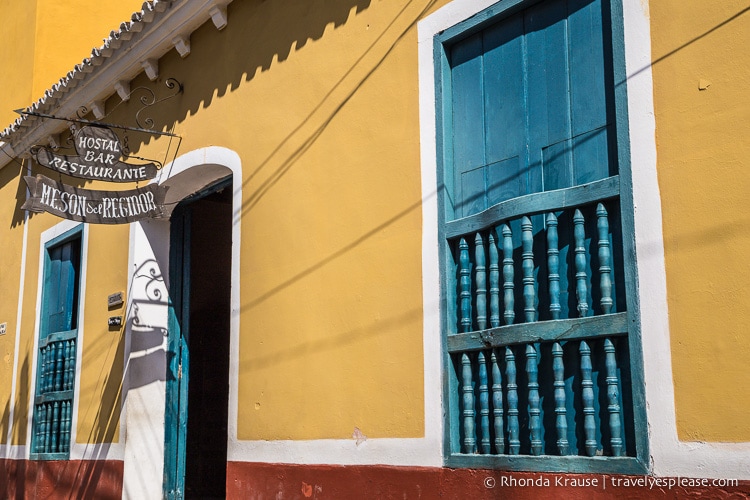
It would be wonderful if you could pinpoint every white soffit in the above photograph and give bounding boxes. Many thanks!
[0,0,233,170]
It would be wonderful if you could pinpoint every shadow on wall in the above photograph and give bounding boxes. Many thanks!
[5,0,376,228]
[85,0,440,383]
[71,323,126,497]
[83,0,439,218]
[0,3,426,487]
[124,257,169,389]
[2,257,163,497]
[141,0,373,131]
[1,460,122,500]
[78,0,380,160]
[9,358,29,450]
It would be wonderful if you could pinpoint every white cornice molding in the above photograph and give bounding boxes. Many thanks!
[0,0,233,170]
[0,142,16,168]
[172,34,191,58]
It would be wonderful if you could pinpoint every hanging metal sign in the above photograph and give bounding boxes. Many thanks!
[21,174,168,224]
[33,126,158,182]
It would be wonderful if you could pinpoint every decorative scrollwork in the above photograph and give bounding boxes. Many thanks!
[129,302,168,337]
[76,106,89,120]
[132,259,166,303]
[165,78,182,92]
[131,302,143,327]
[134,87,157,129]
[143,266,165,302]
[64,133,76,150]
[134,77,183,130]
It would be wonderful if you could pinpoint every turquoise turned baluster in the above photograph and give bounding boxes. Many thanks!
[42,346,50,392]
[548,213,568,454]
[59,402,66,450]
[46,345,54,392]
[475,233,487,330]
[478,351,491,454]
[546,213,561,320]
[461,353,476,453]
[54,341,64,391]
[524,221,542,455]
[597,204,613,314]
[34,405,44,452]
[505,347,520,454]
[48,345,56,392]
[491,350,504,454]
[501,224,515,325]
[35,405,43,453]
[42,403,51,453]
[51,401,60,452]
[63,401,71,449]
[66,339,76,390]
[573,210,589,317]
[580,341,597,456]
[489,231,501,328]
[459,238,472,333]
[526,345,542,455]
[552,343,569,455]
[39,347,46,393]
[605,339,623,456]
[521,217,536,323]
[63,341,71,390]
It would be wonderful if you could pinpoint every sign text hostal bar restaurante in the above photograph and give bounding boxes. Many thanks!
[21,125,168,224]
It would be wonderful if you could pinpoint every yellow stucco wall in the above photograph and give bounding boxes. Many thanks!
[149,0,433,440]
[75,222,128,445]
[0,1,36,128]
[231,0,429,440]
[9,177,130,446]
[0,1,142,126]
[31,1,145,100]
[0,161,25,444]
[651,1,750,441]
[4,0,438,444]
[11,208,41,446]
[3,0,750,452]
[0,1,140,446]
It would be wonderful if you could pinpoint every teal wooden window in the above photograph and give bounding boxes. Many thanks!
[30,227,82,460]
[436,0,648,472]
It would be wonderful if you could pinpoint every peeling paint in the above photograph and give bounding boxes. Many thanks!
[353,427,367,446]
[640,0,650,19]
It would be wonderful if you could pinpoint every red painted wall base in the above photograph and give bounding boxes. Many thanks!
[227,462,750,499]
[2,459,748,498]
[0,458,123,500]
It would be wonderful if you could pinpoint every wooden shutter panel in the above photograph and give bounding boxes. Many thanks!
[46,240,79,334]
[449,0,612,219]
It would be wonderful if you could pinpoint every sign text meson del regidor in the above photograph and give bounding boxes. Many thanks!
[22,175,166,224]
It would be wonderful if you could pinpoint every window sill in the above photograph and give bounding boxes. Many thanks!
[445,453,647,474]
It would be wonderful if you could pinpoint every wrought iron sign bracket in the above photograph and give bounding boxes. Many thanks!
[15,110,179,138]
[14,77,184,138]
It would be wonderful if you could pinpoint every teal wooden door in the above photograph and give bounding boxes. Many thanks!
[164,179,232,499]
[165,205,191,499]
[31,229,81,459]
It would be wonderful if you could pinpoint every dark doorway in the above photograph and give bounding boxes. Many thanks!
[165,178,232,499]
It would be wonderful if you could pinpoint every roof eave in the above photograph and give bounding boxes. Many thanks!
[0,0,232,170]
